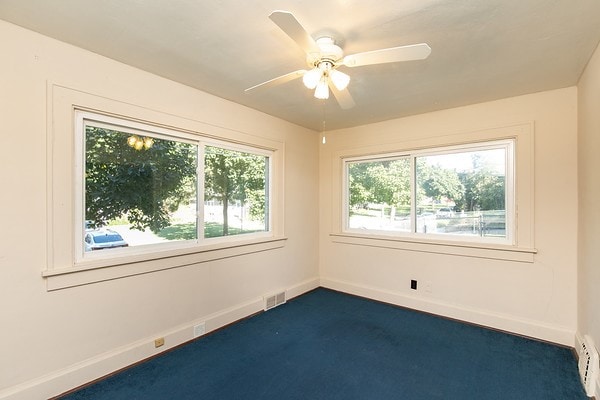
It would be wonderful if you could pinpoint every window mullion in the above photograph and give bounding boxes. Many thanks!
[264,157,271,232]
[410,155,417,233]
[198,143,205,241]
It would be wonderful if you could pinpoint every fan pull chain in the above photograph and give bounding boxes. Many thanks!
[321,106,327,144]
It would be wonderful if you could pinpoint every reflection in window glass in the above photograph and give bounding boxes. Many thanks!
[416,148,506,238]
[204,146,269,238]
[85,126,197,251]
[347,157,411,233]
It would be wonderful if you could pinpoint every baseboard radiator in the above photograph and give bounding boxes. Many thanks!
[579,335,599,397]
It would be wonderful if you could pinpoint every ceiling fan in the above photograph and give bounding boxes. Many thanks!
[245,10,432,109]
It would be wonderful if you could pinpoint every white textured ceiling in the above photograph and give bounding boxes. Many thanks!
[1,0,599,131]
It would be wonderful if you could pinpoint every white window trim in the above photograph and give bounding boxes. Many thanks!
[74,112,198,263]
[44,84,286,290]
[200,138,275,238]
[342,139,515,246]
[75,111,275,265]
[329,122,536,262]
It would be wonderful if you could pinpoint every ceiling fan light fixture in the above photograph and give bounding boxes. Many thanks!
[330,69,350,91]
[246,11,432,110]
[302,67,322,89]
[314,77,329,99]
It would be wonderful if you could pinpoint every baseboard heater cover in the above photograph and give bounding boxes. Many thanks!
[579,335,599,397]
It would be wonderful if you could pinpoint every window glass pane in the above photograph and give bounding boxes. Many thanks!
[204,146,269,238]
[85,126,198,251]
[415,148,506,238]
[347,157,411,232]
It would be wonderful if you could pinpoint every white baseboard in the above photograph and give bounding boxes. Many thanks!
[576,331,585,355]
[320,277,575,347]
[0,277,320,400]
[286,277,320,299]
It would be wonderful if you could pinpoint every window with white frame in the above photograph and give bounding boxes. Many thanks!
[76,111,272,262]
[344,140,514,244]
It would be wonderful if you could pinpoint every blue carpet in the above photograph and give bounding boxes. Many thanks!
[60,288,587,399]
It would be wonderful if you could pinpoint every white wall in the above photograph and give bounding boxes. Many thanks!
[0,21,319,399]
[319,87,579,346]
[0,16,591,400]
[578,40,600,394]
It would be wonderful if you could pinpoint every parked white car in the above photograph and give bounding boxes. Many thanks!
[84,229,128,251]
[435,207,455,218]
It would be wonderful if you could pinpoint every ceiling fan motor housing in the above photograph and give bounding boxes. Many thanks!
[307,37,344,67]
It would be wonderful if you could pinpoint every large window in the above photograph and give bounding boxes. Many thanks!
[76,111,271,261]
[204,145,269,238]
[344,140,514,244]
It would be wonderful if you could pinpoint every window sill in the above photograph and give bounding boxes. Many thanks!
[330,233,536,263]
[43,237,287,291]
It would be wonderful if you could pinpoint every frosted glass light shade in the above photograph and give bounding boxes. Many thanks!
[314,78,329,99]
[302,68,322,89]
[330,70,350,91]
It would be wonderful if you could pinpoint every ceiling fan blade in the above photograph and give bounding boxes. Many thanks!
[342,43,431,67]
[329,82,356,109]
[269,10,319,54]
[245,70,306,92]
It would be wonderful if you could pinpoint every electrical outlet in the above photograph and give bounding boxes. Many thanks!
[154,337,165,348]
[410,279,418,290]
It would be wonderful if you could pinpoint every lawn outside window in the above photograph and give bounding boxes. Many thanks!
[44,85,285,290]
[75,111,273,264]
[343,140,515,246]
